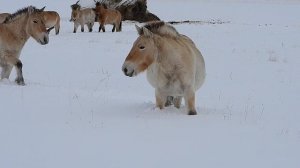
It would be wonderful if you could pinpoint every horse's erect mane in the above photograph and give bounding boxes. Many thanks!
[4,6,41,24]
[71,4,81,10]
[143,21,180,38]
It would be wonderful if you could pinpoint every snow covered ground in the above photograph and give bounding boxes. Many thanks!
[0,0,300,168]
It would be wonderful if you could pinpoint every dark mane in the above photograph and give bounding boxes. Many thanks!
[4,6,41,24]
[71,4,81,10]
[95,2,108,9]
[143,21,179,37]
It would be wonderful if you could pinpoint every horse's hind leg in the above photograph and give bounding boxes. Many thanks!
[174,96,182,109]
[165,96,173,107]
[184,87,197,115]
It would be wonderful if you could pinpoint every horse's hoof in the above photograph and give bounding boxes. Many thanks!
[188,111,197,115]
[15,78,25,86]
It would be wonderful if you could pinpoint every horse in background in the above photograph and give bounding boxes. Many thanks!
[41,7,60,35]
[0,13,10,23]
[122,21,206,115]
[70,1,95,33]
[93,1,122,32]
[0,6,52,85]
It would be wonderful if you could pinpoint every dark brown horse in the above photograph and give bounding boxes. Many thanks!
[93,2,122,32]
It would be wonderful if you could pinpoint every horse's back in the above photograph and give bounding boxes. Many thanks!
[43,11,60,27]
[103,9,121,24]
[81,8,95,23]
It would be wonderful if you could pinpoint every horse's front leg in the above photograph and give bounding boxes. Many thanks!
[5,56,25,85]
[73,22,79,33]
[98,22,103,32]
[184,87,197,115]
[112,24,116,32]
[99,21,106,32]
[155,89,166,109]
[1,64,13,79]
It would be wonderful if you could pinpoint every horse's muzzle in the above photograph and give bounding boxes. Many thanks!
[39,34,49,45]
[122,66,134,77]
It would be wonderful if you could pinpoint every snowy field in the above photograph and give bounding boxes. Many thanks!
[1,0,300,167]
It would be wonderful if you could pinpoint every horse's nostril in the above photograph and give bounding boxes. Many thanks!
[123,67,128,74]
[44,37,48,44]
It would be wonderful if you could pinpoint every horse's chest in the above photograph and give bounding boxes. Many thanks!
[147,66,185,95]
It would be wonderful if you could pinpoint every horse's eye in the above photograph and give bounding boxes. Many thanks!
[33,20,38,23]
[139,46,145,50]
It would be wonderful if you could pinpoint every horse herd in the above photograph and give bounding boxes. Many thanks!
[0,3,206,115]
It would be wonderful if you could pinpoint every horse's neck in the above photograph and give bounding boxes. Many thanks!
[5,15,30,44]
[155,38,180,72]
[99,8,107,15]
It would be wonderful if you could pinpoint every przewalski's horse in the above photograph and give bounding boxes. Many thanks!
[41,7,61,35]
[0,6,52,85]
[70,1,95,33]
[93,2,122,32]
[122,21,206,115]
[0,13,10,23]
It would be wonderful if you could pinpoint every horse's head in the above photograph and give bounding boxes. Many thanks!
[70,8,80,21]
[27,6,50,45]
[122,25,158,77]
[70,2,81,22]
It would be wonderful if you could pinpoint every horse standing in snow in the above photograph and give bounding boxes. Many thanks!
[0,13,10,23]
[93,2,122,32]
[122,21,206,115]
[0,6,52,85]
[41,8,61,35]
[70,1,96,33]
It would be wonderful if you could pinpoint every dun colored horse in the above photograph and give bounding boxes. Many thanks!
[0,6,52,85]
[122,21,206,115]
[41,7,61,35]
[0,13,10,23]
[93,2,122,32]
[70,1,95,33]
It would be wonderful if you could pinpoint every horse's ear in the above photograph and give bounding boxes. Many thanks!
[135,25,142,35]
[76,0,80,4]
[142,27,153,38]
[40,6,46,11]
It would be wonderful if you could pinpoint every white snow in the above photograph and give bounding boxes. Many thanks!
[0,0,300,168]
